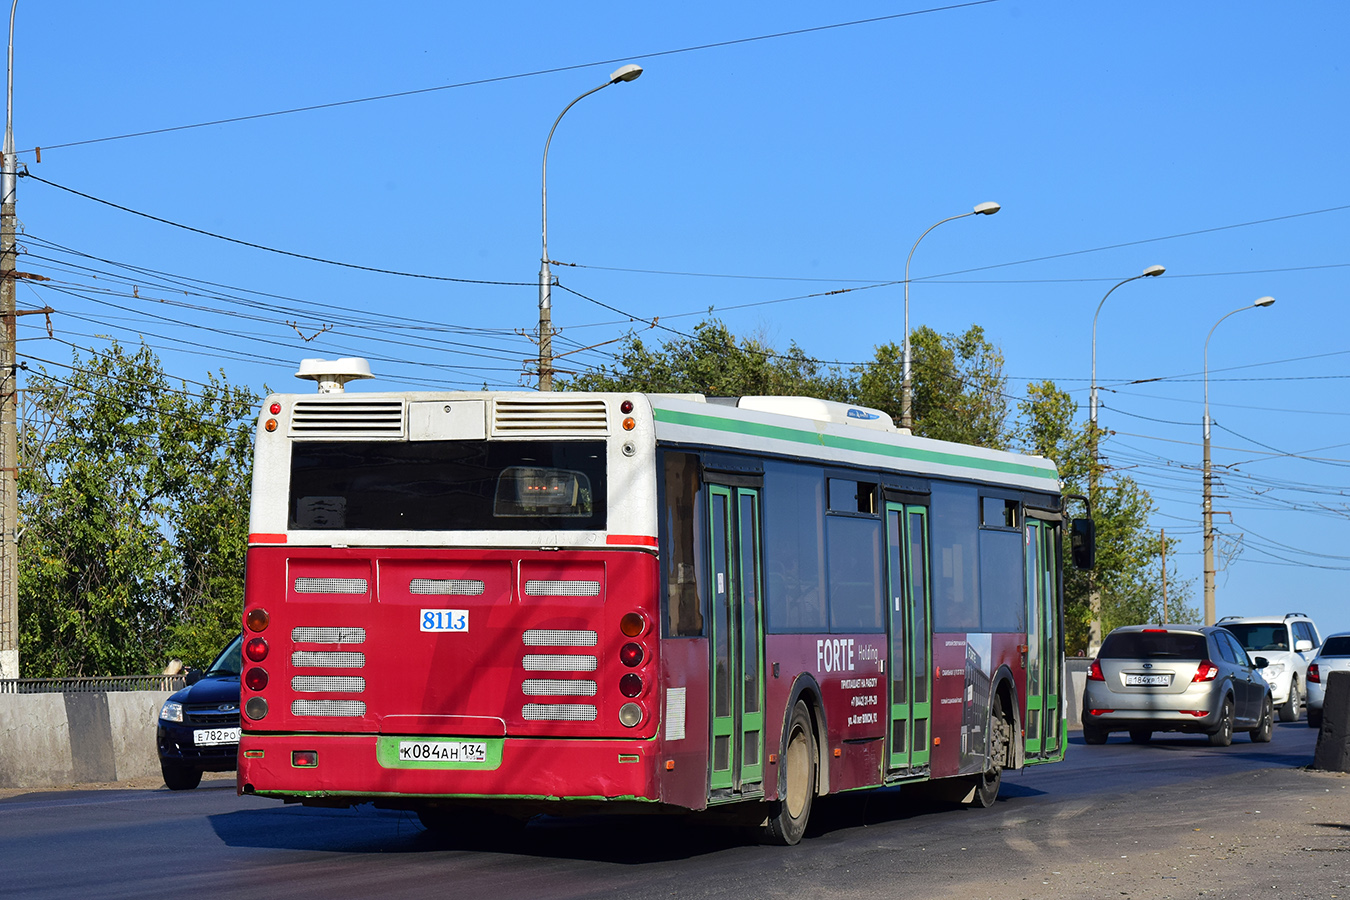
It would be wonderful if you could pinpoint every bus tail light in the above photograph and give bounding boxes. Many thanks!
[245,697,268,720]
[292,750,318,768]
[1191,661,1219,683]
[1087,660,1104,681]
[618,703,643,727]
[245,667,269,691]
[245,637,269,662]
[620,642,644,667]
[620,612,646,637]
[246,607,269,632]
[620,673,643,698]
[1308,663,1320,683]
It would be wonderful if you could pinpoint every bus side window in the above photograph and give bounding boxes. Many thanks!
[664,452,704,636]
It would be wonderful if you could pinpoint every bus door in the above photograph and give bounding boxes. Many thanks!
[1024,517,1062,758]
[886,501,932,773]
[707,485,766,794]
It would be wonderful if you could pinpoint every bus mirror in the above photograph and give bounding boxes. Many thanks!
[1070,518,1095,570]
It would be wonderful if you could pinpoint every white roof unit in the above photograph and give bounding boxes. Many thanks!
[295,357,375,394]
[734,396,900,432]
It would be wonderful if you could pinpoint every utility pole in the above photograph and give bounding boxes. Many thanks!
[1160,527,1168,626]
[0,0,17,681]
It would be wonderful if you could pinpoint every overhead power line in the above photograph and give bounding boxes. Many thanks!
[23,2,999,155]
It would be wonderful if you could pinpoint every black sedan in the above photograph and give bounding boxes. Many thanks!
[156,634,242,790]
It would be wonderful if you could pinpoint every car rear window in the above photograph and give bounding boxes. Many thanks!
[1099,631,1208,659]
[1321,636,1350,657]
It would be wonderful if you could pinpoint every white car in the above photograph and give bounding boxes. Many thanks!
[1218,614,1322,722]
[1307,632,1350,730]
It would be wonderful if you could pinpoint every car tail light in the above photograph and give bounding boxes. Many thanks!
[1143,628,1168,633]
[1181,710,1210,717]
[245,667,268,691]
[1088,709,1114,716]
[245,637,269,662]
[1308,663,1320,683]
[1087,660,1104,681]
[1191,660,1219,683]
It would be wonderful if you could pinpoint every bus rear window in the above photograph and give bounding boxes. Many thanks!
[1099,631,1208,660]
[289,440,606,531]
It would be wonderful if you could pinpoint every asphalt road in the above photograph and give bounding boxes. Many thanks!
[2,721,1344,900]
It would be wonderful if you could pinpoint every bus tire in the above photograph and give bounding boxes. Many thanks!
[763,701,816,846]
[968,695,1007,809]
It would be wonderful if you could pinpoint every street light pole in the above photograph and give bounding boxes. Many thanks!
[1086,264,1164,652]
[537,63,642,392]
[900,201,999,430]
[1202,296,1275,625]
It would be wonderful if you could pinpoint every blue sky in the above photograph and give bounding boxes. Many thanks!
[10,3,1349,630]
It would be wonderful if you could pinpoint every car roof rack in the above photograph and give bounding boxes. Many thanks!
[1284,612,1309,620]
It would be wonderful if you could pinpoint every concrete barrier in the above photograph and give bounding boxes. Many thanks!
[0,690,173,789]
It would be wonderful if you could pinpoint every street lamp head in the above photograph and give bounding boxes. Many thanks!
[1254,295,1275,308]
[1142,265,1165,277]
[609,64,643,84]
[973,201,1000,216]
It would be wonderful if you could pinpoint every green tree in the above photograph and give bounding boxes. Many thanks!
[855,325,1009,447]
[562,318,852,399]
[17,342,258,676]
[1016,379,1195,655]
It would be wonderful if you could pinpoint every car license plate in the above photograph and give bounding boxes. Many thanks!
[1125,673,1171,687]
[398,740,487,763]
[193,727,241,746]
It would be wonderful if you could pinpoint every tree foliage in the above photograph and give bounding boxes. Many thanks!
[1016,380,1196,655]
[18,342,258,676]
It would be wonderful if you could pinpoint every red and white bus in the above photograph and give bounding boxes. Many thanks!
[237,364,1089,844]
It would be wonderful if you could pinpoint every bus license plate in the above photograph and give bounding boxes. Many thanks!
[193,727,241,746]
[398,740,487,763]
[1125,674,1171,687]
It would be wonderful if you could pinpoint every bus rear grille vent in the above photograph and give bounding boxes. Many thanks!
[290,399,406,439]
[522,654,597,672]
[294,577,369,595]
[524,580,600,597]
[292,699,367,717]
[292,627,366,644]
[491,399,609,436]
[522,629,598,647]
[522,703,597,722]
[522,679,597,696]
[410,578,485,596]
[292,676,366,693]
[292,651,366,668]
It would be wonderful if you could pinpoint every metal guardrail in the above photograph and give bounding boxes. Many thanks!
[0,674,187,694]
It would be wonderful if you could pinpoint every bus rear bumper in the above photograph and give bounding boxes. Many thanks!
[237,733,661,804]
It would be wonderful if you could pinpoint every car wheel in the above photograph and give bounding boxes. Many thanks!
[1208,697,1234,747]
[1128,729,1152,744]
[1308,710,1323,730]
[763,701,817,846]
[1250,695,1274,743]
[161,761,203,791]
[1278,681,1301,722]
[1083,724,1109,745]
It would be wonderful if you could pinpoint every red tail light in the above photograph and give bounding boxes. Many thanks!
[620,642,644,667]
[1191,660,1219,683]
[245,637,269,663]
[1087,659,1104,681]
[1307,663,1320,684]
[244,667,268,691]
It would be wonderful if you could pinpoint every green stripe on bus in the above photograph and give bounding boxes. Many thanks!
[652,407,1058,482]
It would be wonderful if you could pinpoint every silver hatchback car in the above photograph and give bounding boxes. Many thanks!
[1306,632,1350,730]
[1082,625,1274,746]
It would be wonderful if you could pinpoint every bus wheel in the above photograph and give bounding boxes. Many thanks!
[763,701,816,846]
[968,696,1008,809]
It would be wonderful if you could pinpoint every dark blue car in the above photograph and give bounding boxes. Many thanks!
[156,634,242,790]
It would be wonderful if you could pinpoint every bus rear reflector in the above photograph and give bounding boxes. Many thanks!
[292,751,318,768]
